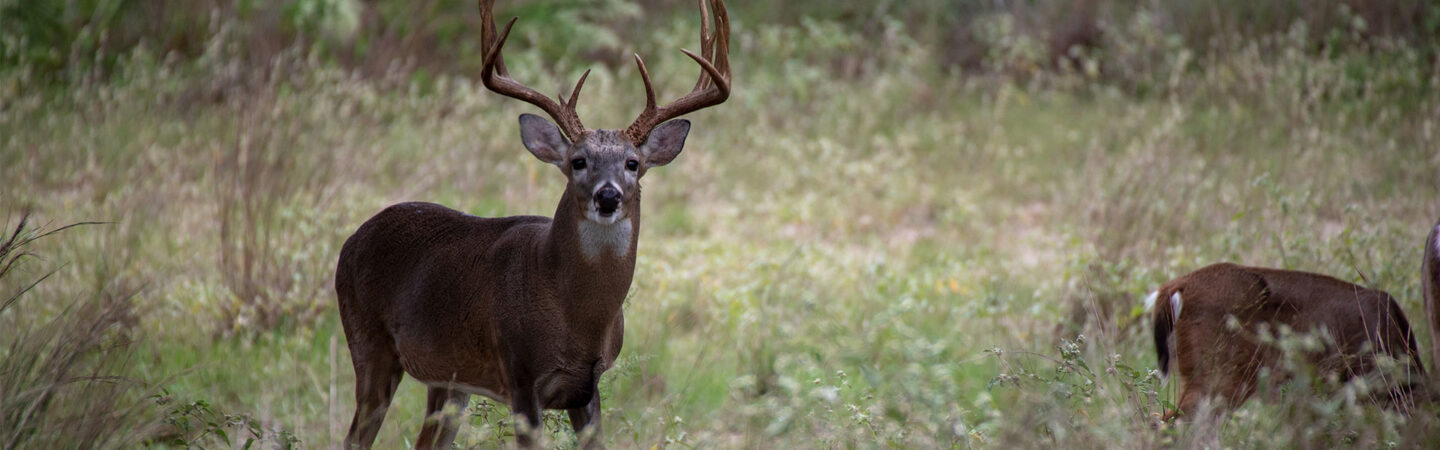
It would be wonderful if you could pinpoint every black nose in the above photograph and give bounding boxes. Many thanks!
[594,187,622,214]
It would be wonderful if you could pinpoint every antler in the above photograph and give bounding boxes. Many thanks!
[623,0,731,146]
[479,0,591,141]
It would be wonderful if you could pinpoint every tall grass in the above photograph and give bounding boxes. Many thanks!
[0,212,307,448]
[0,214,156,448]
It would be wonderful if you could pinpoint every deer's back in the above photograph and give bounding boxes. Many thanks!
[335,202,551,390]
[1168,263,1419,373]
[1248,266,1400,334]
[337,201,548,303]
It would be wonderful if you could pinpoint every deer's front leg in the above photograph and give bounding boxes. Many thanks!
[511,382,543,448]
[567,389,602,449]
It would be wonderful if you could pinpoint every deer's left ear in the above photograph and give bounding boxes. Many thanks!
[518,113,571,166]
[639,119,690,168]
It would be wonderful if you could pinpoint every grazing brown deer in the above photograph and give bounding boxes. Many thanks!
[1149,221,1440,421]
[332,1,730,448]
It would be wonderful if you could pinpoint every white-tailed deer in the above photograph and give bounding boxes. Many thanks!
[333,1,730,448]
[1425,220,1440,377]
[1148,220,1440,421]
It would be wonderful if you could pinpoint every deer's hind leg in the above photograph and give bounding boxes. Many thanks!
[415,386,471,449]
[343,340,404,449]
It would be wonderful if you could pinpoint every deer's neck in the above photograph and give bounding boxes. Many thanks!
[575,219,634,262]
[542,192,639,344]
[545,191,640,299]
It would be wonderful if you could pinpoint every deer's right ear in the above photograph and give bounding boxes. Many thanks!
[518,113,570,165]
[639,119,691,168]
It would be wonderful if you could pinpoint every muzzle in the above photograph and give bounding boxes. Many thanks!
[594,186,622,216]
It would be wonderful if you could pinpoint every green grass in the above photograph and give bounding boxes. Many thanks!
[4,6,1440,448]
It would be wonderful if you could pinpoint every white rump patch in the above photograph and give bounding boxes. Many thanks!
[578,219,632,261]
[1143,291,1159,311]
[1170,292,1183,322]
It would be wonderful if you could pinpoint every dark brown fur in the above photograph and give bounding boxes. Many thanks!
[335,112,699,449]
[334,1,729,447]
[1425,220,1440,378]
[1152,262,1427,420]
[336,192,635,447]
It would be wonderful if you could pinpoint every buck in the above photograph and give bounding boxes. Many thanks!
[332,0,730,447]
[1426,220,1440,375]
[1147,220,1440,421]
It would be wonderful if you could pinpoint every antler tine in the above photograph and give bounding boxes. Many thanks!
[479,0,589,140]
[565,69,591,109]
[710,0,730,88]
[479,0,508,77]
[633,54,659,110]
[693,0,713,92]
[624,0,731,146]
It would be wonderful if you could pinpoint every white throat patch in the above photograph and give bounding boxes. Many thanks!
[578,219,632,261]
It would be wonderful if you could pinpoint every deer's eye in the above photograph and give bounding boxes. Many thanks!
[626,160,639,171]
[571,158,587,170]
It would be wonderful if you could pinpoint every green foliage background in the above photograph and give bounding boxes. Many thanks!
[2,0,1440,447]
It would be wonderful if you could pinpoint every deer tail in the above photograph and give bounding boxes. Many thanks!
[1151,288,1181,378]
